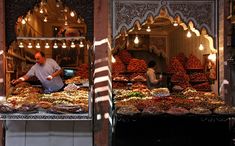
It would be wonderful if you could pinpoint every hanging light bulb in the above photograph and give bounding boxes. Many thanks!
[186,30,192,38]
[40,8,44,14]
[77,18,81,24]
[198,43,204,51]
[21,19,26,24]
[0,50,4,55]
[19,42,24,48]
[56,3,60,7]
[43,16,48,22]
[64,7,68,12]
[173,21,178,27]
[45,43,50,49]
[65,21,68,26]
[53,42,58,49]
[56,0,60,7]
[208,53,216,62]
[146,26,151,32]
[211,54,216,62]
[70,11,75,17]
[36,43,41,49]
[62,42,67,48]
[79,41,84,48]
[27,16,31,22]
[111,55,116,63]
[28,43,33,48]
[134,36,139,44]
[71,42,76,48]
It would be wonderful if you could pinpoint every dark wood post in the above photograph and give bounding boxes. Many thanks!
[0,0,5,146]
[0,0,5,96]
[93,0,112,146]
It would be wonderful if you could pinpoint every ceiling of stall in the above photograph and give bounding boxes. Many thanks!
[34,0,84,26]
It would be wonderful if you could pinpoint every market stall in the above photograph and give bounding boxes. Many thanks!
[112,2,235,146]
[1,0,94,146]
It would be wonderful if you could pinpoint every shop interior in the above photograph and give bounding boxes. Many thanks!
[112,8,217,92]
[5,0,90,114]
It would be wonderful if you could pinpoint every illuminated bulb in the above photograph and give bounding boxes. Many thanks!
[199,44,204,51]
[65,21,68,26]
[187,30,192,38]
[0,50,3,55]
[40,8,44,14]
[56,2,60,7]
[19,42,24,48]
[111,55,116,63]
[45,43,50,49]
[53,43,58,49]
[36,43,40,49]
[70,42,76,48]
[134,36,139,44]
[70,11,75,17]
[28,43,33,48]
[211,54,216,62]
[77,18,81,23]
[79,41,84,48]
[208,54,216,62]
[173,21,178,27]
[62,42,67,48]
[64,8,68,12]
[21,19,26,24]
[146,26,151,32]
[43,17,48,22]
[27,17,31,22]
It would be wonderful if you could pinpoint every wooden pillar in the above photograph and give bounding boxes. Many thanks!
[93,0,112,146]
[0,0,5,96]
[0,0,5,146]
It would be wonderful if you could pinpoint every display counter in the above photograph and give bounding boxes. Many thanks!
[114,113,235,146]
[0,112,90,121]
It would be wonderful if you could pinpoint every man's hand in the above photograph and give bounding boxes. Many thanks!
[46,75,53,80]
[11,79,18,85]
[11,77,24,85]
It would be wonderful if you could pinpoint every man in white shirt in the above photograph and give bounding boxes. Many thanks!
[12,51,64,93]
[146,60,162,89]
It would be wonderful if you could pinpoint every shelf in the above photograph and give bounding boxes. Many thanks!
[190,80,208,83]
[186,68,204,71]
[113,80,146,83]
[7,52,26,61]
[0,112,91,121]
[120,72,146,74]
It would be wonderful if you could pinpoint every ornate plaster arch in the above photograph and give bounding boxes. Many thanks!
[113,0,217,39]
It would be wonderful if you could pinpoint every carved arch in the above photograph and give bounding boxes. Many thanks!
[113,0,216,39]
[5,0,94,48]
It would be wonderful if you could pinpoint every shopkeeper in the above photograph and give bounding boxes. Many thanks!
[12,51,64,93]
[146,60,162,89]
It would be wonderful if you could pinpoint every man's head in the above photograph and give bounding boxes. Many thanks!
[148,60,156,68]
[35,51,46,65]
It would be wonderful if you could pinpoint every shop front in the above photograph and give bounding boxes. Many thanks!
[111,0,235,146]
[0,0,95,146]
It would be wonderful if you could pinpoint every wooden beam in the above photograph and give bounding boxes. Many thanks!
[0,0,6,96]
[0,1,5,146]
[93,0,112,146]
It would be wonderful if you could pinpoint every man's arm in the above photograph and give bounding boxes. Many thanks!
[11,75,30,85]
[47,69,62,80]
[148,70,160,84]
[47,59,63,80]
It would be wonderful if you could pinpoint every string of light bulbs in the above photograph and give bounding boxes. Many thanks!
[17,36,86,49]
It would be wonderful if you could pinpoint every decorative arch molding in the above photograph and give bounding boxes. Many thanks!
[5,0,94,48]
[5,0,41,48]
[113,0,217,39]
